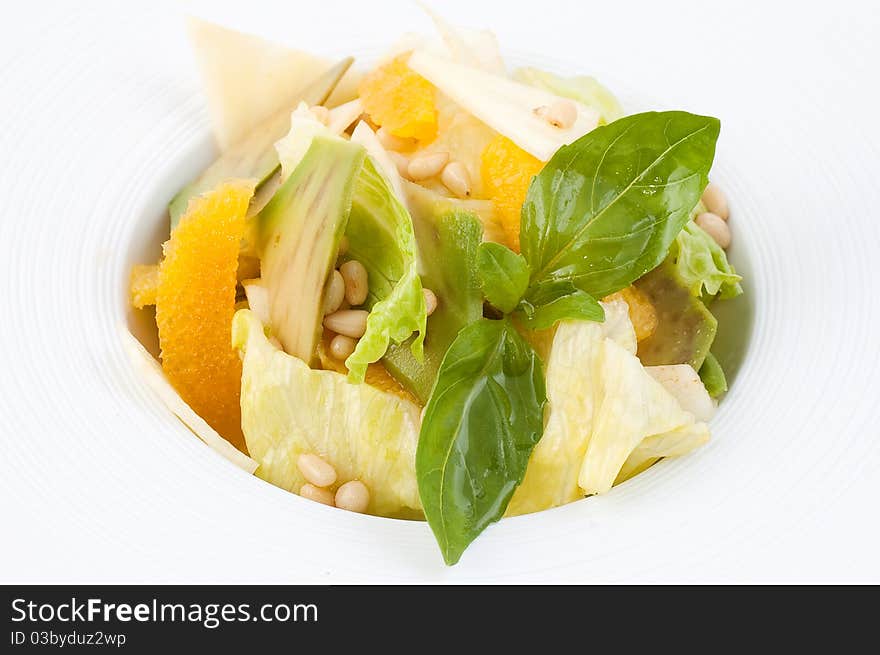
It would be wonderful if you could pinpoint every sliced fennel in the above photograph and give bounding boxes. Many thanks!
[275,103,347,180]
[326,98,364,134]
[169,59,351,226]
[418,2,506,73]
[186,17,331,150]
[123,331,258,473]
[241,279,270,326]
[645,364,716,423]
[408,50,600,161]
[259,136,364,366]
[514,67,624,124]
[350,121,407,203]
[272,110,426,380]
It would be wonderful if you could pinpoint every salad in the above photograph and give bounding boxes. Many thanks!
[127,11,742,565]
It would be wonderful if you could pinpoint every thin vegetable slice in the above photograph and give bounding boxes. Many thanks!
[408,50,599,161]
[169,58,352,226]
[124,332,257,473]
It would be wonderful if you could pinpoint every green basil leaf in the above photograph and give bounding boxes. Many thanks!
[476,241,530,313]
[521,111,720,299]
[517,279,604,330]
[417,317,547,565]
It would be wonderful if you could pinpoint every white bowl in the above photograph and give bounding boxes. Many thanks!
[1,0,878,583]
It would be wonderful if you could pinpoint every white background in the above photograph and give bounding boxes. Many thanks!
[0,0,878,583]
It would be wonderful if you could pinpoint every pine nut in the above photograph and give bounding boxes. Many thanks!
[408,152,449,180]
[329,334,357,360]
[323,309,369,338]
[534,99,578,129]
[696,212,732,249]
[441,161,471,198]
[300,483,335,506]
[310,105,330,125]
[297,453,338,487]
[322,270,345,315]
[340,259,369,306]
[388,151,411,178]
[335,480,370,513]
[377,127,416,152]
[423,288,438,316]
[701,183,730,220]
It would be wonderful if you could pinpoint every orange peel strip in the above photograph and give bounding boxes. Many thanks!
[156,180,255,453]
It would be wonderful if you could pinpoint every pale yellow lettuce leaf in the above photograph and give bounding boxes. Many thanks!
[508,300,709,515]
[614,423,710,485]
[233,309,421,516]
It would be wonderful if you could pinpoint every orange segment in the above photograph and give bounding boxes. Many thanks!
[156,180,255,452]
[480,135,544,251]
[359,54,437,142]
[129,264,159,309]
[604,285,658,342]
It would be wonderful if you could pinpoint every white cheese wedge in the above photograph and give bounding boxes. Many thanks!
[187,17,329,150]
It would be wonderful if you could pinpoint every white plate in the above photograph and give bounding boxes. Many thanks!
[1,0,878,583]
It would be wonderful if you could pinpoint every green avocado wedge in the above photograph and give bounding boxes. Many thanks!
[382,182,484,403]
[169,58,353,227]
[634,260,717,370]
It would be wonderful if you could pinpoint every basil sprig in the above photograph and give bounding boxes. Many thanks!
[417,318,546,565]
[417,111,720,564]
[476,242,529,314]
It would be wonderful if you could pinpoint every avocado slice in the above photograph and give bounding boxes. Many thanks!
[169,58,353,227]
[633,260,717,370]
[698,351,728,398]
[382,182,483,403]
[259,136,366,366]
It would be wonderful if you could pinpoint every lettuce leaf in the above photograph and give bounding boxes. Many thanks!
[507,300,709,515]
[672,221,743,299]
[233,310,422,516]
[343,159,427,383]
[614,423,710,486]
[514,67,624,125]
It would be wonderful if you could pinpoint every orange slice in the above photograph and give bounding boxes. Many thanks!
[480,135,544,251]
[359,54,437,142]
[156,180,254,452]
